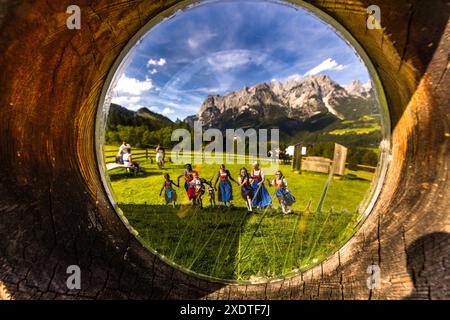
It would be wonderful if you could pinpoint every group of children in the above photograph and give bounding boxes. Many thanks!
[160,163,297,214]
[159,165,214,209]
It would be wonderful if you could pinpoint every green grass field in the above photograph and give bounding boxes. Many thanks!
[104,146,374,281]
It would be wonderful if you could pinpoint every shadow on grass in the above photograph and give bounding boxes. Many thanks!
[108,169,161,181]
[121,204,248,280]
[341,174,372,182]
[118,204,361,281]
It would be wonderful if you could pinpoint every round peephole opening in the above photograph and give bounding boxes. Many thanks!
[96,0,391,283]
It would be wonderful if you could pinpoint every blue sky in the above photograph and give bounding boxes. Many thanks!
[111,0,371,121]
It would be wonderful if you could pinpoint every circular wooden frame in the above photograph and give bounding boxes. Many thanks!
[96,0,391,285]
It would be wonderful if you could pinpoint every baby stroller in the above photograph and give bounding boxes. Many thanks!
[126,161,143,176]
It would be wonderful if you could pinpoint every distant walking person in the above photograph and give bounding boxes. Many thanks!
[238,167,254,212]
[156,144,165,169]
[269,170,296,214]
[214,164,238,207]
[251,162,272,209]
[160,173,179,207]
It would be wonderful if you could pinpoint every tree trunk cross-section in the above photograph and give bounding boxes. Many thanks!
[0,0,449,300]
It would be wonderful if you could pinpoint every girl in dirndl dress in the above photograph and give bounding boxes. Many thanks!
[177,164,196,204]
[191,171,213,209]
[238,167,254,212]
[251,162,272,209]
[159,173,179,207]
[269,170,296,214]
[214,164,238,207]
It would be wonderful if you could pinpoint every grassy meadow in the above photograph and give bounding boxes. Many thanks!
[104,145,374,281]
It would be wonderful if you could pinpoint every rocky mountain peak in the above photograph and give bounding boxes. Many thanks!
[192,75,375,132]
[344,80,372,98]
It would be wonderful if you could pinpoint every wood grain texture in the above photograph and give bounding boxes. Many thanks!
[0,0,449,300]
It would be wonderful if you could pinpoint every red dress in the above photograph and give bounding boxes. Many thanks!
[184,171,196,200]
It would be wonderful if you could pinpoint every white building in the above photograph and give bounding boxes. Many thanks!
[286,146,295,156]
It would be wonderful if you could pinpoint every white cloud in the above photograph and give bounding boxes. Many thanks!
[286,74,302,81]
[162,108,175,115]
[111,95,141,105]
[207,50,257,71]
[114,74,153,95]
[177,85,231,95]
[149,68,158,75]
[273,73,302,83]
[278,58,347,83]
[124,104,145,112]
[188,38,200,49]
[144,96,200,114]
[149,105,182,117]
[187,30,217,49]
[145,106,160,114]
[147,58,167,67]
[304,58,346,76]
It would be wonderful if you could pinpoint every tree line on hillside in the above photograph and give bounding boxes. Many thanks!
[106,124,193,149]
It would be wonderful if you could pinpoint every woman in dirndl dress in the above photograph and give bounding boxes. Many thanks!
[251,162,272,209]
[214,164,238,207]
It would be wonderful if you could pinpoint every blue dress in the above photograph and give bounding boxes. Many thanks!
[251,170,272,208]
[218,170,233,203]
[273,178,296,206]
[239,174,254,200]
[165,189,177,202]
[164,181,177,203]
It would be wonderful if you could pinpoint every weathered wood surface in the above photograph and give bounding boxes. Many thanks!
[0,0,449,300]
[333,144,348,176]
[302,157,332,174]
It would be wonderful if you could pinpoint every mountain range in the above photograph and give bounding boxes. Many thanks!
[185,75,378,135]
[107,104,174,131]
